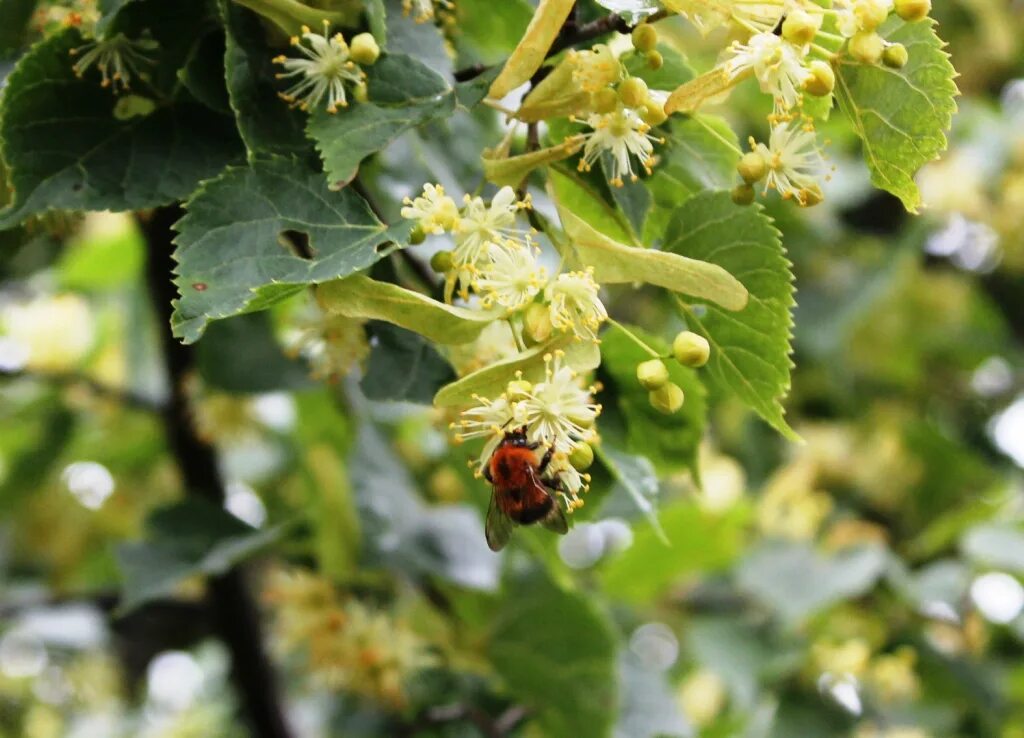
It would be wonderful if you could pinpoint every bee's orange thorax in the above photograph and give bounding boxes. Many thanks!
[489,446,537,489]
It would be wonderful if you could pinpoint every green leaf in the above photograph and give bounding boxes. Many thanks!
[452,0,533,66]
[736,542,888,622]
[365,0,386,45]
[177,27,231,113]
[116,498,289,613]
[644,116,740,242]
[549,166,638,246]
[221,0,311,157]
[317,274,500,345]
[489,569,617,737]
[171,156,412,344]
[0,0,37,56]
[600,502,750,604]
[308,54,455,188]
[599,325,706,476]
[621,43,694,91]
[834,18,958,212]
[361,322,456,404]
[486,0,575,100]
[433,337,600,407]
[663,192,797,440]
[196,312,312,393]
[0,29,244,228]
[556,203,749,311]
[483,136,584,188]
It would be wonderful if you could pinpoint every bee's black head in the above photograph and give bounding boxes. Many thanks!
[502,426,530,447]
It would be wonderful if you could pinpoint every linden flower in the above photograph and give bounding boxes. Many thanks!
[448,187,533,300]
[548,455,588,511]
[546,268,608,341]
[70,32,158,91]
[578,108,662,186]
[751,122,825,206]
[452,393,523,469]
[400,183,460,234]
[835,0,894,36]
[402,0,453,23]
[519,351,601,456]
[284,306,369,380]
[725,32,811,113]
[475,245,547,312]
[568,44,620,93]
[273,22,365,113]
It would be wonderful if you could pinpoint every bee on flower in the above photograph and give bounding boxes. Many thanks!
[69,32,158,92]
[273,22,379,113]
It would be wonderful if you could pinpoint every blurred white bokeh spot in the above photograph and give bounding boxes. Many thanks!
[628,622,678,672]
[61,461,115,510]
[989,394,1024,468]
[147,651,205,712]
[970,572,1024,625]
[224,480,267,528]
[0,630,47,678]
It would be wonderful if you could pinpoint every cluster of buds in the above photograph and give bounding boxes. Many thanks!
[273,21,380,113]
[403,184,609,343]
[452,351,601,513]
[635,331,710,415]
[264,568,434,707]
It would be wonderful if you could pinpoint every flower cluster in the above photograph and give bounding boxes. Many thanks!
[452,351,601,512]
[283,301,369,380]
[401,184,609,343]
[273,21,380,113]
[264,568,435,707]
[69,32,158,92]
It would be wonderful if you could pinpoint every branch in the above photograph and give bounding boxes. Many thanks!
[138,206,294,738]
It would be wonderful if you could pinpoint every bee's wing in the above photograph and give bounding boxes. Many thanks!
[539,496,569,535]
[485,491,514,552]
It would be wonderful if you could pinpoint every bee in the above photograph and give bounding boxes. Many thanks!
[483,427,569,552]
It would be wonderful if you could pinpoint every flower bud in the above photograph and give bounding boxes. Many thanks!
[895,0,930,21]
[618,77,649,108]
[849,31,884,65]
[731,183,756,206]
[737,152,767,184]
[637,358,670,390]
[631,24,658,53]
[524,302,553,344]
[569,441,594,471]
[856,1,889,31]
[782,8,822,46]
[590,87,619,114]
[804,60,835,97]
[409,225,427,245]
[882,42,909,68]
[646,50,664,71]
[430,249,453,272]
[349,33,381,65]
[800,184,825,208]
[649,382,684,415]
[641,100,668,126]
[506,379,533,400]
[673,331,710,367]
[353,81,369,103]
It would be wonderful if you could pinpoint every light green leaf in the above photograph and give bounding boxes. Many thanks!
[599,325,706,476]
[621,43,694,91]
[556,203,749,311]
[644,115,741,242]
[452,0,533,66]
[317,274,500,345]
[663,192,798,440]
[0,29,243,228]
[549,166,638,246]
[308,53,455,188]
[483,136,584,187]
[487,0,575,100]
[834,18,958,212]
[361,322,456,404]
[665,67,733,115]
[600,502,750,604]
[116,498,289,613]
[171,156,412,344]
[489,569,617,738]
[433,338,600,407]
[365,0,386,45]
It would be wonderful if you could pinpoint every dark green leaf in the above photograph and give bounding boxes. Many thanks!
[0,29,243,228]
[361,322,456,404]
[0,0,37,56]
[177,27,231,113]
[664,192,797,440]
[170,155,413,344]
[197,312,312,393]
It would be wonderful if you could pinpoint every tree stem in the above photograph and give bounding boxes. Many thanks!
[138,205,294,738]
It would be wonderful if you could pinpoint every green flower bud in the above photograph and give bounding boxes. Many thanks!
[849,31,884,65]
[591,87,619,114]
[641,99,668,126]
[569,441,594,471]
[882,43,909,68]
[731,183,756,206]
[430,249,453,272]
[895,0,930,21]
[637,358,670,390]
[631,24,658,53]
[804,60,835,97]
[353,81,369,103]
[649,382,684,415]
[524,302,553,344]
[409,225,427,245]
[645,50,664,71]
[506,379,533,400]
[737,152,767,184]
[618,76,649,108]
[349,33,381,65]
[673,331,710,368]
[782,8,822,46]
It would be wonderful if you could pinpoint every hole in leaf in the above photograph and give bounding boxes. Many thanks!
[278,230,314,260]
[71,182,83,192]
[375,241,392,254]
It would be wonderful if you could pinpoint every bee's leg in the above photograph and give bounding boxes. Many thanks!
[542,475,564,493]
[483,464,493,483]
[537,446,555,475]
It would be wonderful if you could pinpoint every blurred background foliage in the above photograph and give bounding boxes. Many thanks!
[1,1,1024,738]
